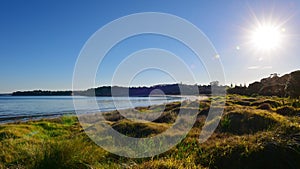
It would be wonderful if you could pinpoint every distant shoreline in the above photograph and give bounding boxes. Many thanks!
[0,94,11,96]
[9,83,222,96]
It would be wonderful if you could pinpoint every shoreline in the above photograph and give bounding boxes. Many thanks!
[0,95,200,124]
[0,95,208,124]
[0,112,75,124]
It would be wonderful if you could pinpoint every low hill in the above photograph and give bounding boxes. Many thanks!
[228,70,300,98]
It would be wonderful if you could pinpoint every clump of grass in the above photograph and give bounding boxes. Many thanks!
[112,119,169,137]
[218,110,278,135]
[153,111,178,123]
[292,101,300,108]
[32,138,108,169]
[233,100,251,106]
[197,137,300,169]
[103,110,124,122]
[61,115,78,126]
[151,101,181,112]
[220,115,231,131]
[257,103,273,110]
[133,157,203,169]
[276,106,299,116]
[0,130,20,141]
[251,99,282,108]
[196,128,300,169]
[226,95,254,106]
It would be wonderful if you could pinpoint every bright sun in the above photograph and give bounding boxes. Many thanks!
[250,24,283,51]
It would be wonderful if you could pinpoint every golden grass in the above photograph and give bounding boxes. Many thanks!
[0,95,299,169]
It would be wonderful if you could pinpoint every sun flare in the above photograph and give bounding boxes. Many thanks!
[250,24,283,51]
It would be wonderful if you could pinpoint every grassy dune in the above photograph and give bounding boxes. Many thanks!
[1,95,300,169]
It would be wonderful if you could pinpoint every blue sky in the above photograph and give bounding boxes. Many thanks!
[0,0,300,92]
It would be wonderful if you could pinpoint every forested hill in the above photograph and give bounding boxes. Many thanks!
[12,90,73,96]
[11,70,300,97]
[228,70,300,98]
[11,84,224,96]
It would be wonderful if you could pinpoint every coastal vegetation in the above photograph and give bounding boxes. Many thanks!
[228,70,300,98]
[11,84,220,97]
[11,70,300,99]
[1,95,299,169]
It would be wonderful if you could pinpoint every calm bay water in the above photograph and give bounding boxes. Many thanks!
[0,96,183,123]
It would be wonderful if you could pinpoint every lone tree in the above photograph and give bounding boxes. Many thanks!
[270,73,280,78]
[210,81,219,86]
